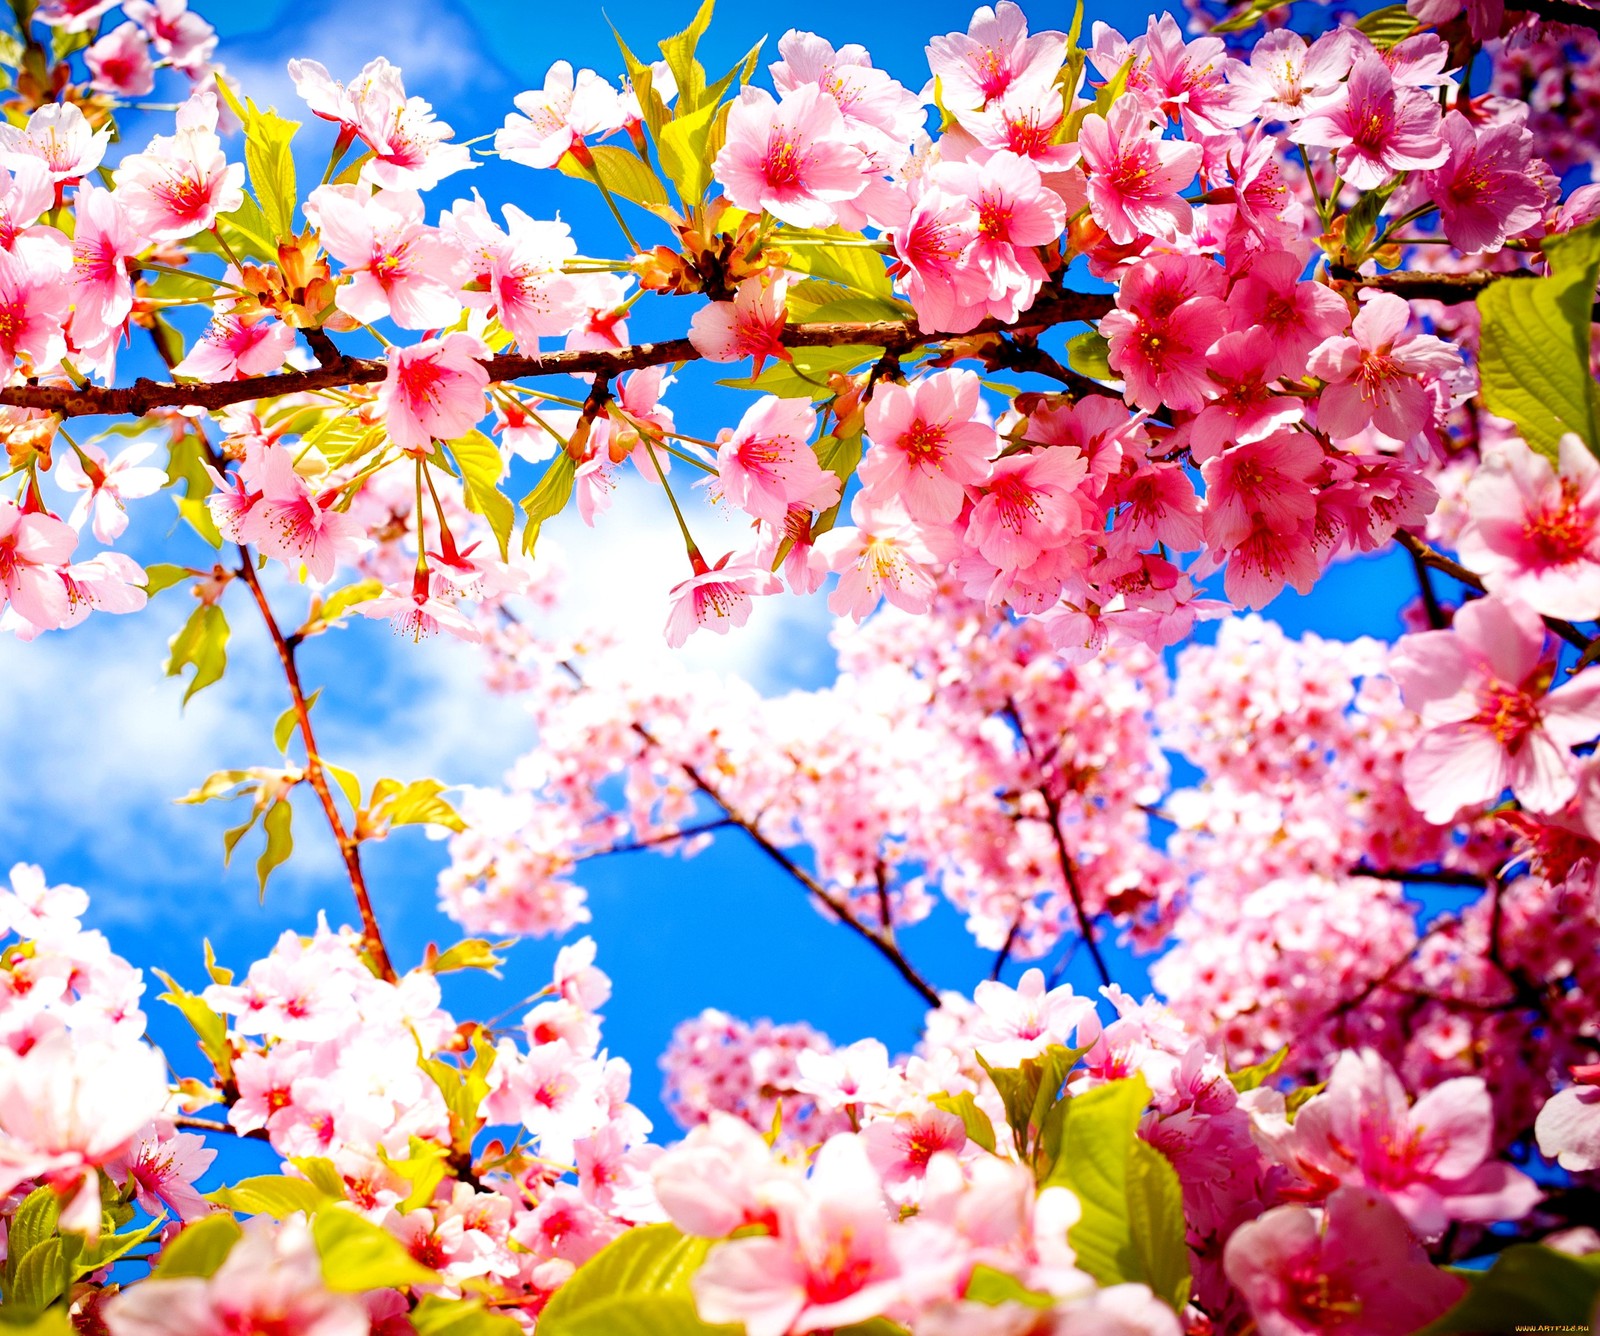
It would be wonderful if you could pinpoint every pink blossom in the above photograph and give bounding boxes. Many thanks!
[1390,594,1600,820]
[886,185,987,335]
[715,84,870,229]
[86,22,156,98]
[498,63,627,169]
[692,1135,901,1336]
[1308,292,1461,442]
[104,1215,369,1336]
[1253,1049,1540,1239]
[812,494,955,621]
[689,276,789,375]
[0,244,70,371]
[1535,1064,1600,1172]
[123,0,216,73]
[236,446,364,584]
[970,968,1097,1065]
[1076,94,1204,245]
[966,447,1089,570]
[1229,29,1355,124]
[68,184,139,350]
[1223,1188,1464,1336]
[963,80,1077,170]
[1101,254,1227,413]
[56,439,166,543]
[112,112,245,241]
[1227,250,1351,382]
[1188,331,1303,463]
[1291,54,1448,191]
[58,551,149,628]
[108,1121,216,1221]
[926,2,1067,113]
[489,205,586,349]
[0,103,111,183]
[360,569,482,642]
[375,332,491,452]
[0,498,77,631]
[1201,432,1324,551]
[33,0,117,31]
[174,314,296,382]
[860,1106,968,1187]
[1415,111,1548,255]
[860,369,996,524]
[664,552,784,647]
[770,31,925,151]
[933,152,1066,322]
[288,57,473,192]
[0,1031,169,1240]
[1457,434,1600,621]
[305,185,467,329]
[717,395,838,525]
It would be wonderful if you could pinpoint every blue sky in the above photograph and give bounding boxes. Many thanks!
[4,0,1422,1145]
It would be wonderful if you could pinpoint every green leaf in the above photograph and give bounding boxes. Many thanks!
[5,1188,61,1281]
[445,432,514,562]
[930,1091,998,1155]
[1211,0,1283,33]
[658,0,716,112]
[209,1174,330,1219]
[420,1039,496,1158]
[557,145,670,209]
[1416,1246,1600,1334]
[1354,4,1421,47]
[658,100,723,205]
[244,103,300,241]
[780,229,893,299]
[378,1138,451,1213]
[9,1240,69,1313]
[204,938,233,986]
[410,1296,526,1336]
[975,1043,1082,1163]
[151,1214,244,1279]
[155,968,235,1084]
[720,345,873,400]
[1226,1045,1288,1093]
[428,939,509,974]
[208,193,279,265]
[366,777,466,835]
[964,1263,1055,1309]
[274,688,320,752]
[1477,220,1600,457]
[289,1156,347,1199]
[0,1310,72,1335]
[79,1216,165,1277]
[1066,330,1113,381]
[539,1223,734,1336]
[1043,1076,1191,1313]
[142,563,194,597]
[320,579,384,623]
[520,453,577,556]
[326,762,363,809]
[165,603,229,703]
[313,1207,439,1291]
[256,798,294,899]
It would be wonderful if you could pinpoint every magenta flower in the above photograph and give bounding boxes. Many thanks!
[716,395,838,526]
[1102,253,1228,413]
[1390,594,1600,821]
[1227,249,1351,382]
[1223,1188,1464,1336]
[0,244,70,372]
[68,184,138,351]
[1189,331,1304,463]
[663,551,783,648]
[1077,93,1204,245]
[1415,110,1549,255]
[1458,434,1600,621]
[714,84,870,229]
[859,369,996,524]
[812,493,955,621]
[966,446,1089,570]
[375,332,492,452]
[236,446,363,585]
[85,22,154,97]
[1291,54,1448,191]
[1308,292,1461,443]
[886,185,986,335]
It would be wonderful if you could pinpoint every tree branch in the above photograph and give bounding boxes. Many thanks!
[1515,0,1600,34]
[1350,864,1489,888]
[236,554,398,983]
[3,296,1120,419]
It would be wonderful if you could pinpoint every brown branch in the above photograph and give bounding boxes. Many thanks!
[1003,698,1114,990]
[1350,864,1488,888]
[0,293,1117,419]
[579,818,737,856]
[1397,531,1595,653]
[172,1113,269,1143]
[1515,0,1600,34]
[236,553,398,983]
[556,660,942,1007]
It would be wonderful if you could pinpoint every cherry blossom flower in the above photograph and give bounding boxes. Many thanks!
[885,185,989,334]
[0,498,77,631]
[123,0,216,73]
[1223,1188,1464,1336]
[0,243,70,371]
[689,275,789,374]
[664,551,784,647]
[1414,111,1548,254]
[0,102,111,183]
[859,369,996,524]
[489,205,586,349]
[86,22,156,97]
[0,1031,169,1240]
[1390,594,1600,821]
[360,568,483,643]
[1101,254,1227,413]
[1535,1064,1600,1172]
[498,63,627,169]
[1077,94,1205,244]
[1291,54,1448,191]
[1227,250,1351,382]
[1228,29,1355,124]
[304,185,467,329]
[1457,434,1600,621]
[1308,292,1461,442]
[375,332,491,452]
[68,184,139,350]
[716,395,838,525]
[926,2,1067,113]
[236,446,364,584]
[107,1121,216,1221]
[56,440,167,543]
[112,101,245,240]
[813,494,956,620]
[173,314,296,382]
[970,968,1097,1065]
[715,84,871,229]
[933,152,1066,322]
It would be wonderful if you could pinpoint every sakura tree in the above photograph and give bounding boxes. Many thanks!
[1,0,1600,1331]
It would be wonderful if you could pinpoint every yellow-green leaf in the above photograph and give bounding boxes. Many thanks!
[520,453,577,556]
[165,603,229,704]
[314,1206,439,1292]
[150,1215,243,1279]
[445,431,514,561]
[557,144,670,209]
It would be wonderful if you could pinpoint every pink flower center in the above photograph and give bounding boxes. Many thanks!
[900,420,947,466]
[1524,482,1592,564]
[1283,1263,1363,1326]
[1472,682,1541,750]
[763,134,806,191]
[805,1233,878,1305]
